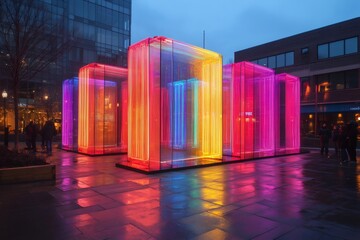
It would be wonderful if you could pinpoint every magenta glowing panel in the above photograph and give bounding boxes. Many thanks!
[62,78,78,151]
[78,63,128,155]
[223,62,275,159]
[275,73,300,154]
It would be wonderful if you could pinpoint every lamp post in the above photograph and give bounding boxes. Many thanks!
[2,90,8,147]
[44,94,49,119]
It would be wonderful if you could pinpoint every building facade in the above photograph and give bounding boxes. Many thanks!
[1,0,131,132]
[235,17,360,136]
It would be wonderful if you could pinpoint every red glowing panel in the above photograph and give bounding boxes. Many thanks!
[275,73,300,154]
[78,63,127,155]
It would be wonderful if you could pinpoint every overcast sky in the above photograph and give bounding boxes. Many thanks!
[131,0,360,63]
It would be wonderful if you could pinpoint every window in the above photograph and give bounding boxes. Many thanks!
[345,37,358,54]
[276,54,285,68]
[329,40,344,57]
[268,56,276,68]
[285,52,294,66]
[329,72,344,90]
[258,58,267,67]
[318,44,328,59]
[345,69,358,88]
[316,74,330,92]
[300,77,311,99]
[318,37,358,59]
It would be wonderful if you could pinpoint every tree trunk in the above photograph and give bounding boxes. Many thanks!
[13,77,19,151]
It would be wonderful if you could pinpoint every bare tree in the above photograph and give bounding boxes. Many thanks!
[0,0,70,150]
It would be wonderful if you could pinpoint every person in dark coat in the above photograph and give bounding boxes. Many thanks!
[319,123,331,157]
[347,121,358,163]
[332,125,340,158]
[43,119,56,155]
[24,121,37,151]
[339,124,349,164]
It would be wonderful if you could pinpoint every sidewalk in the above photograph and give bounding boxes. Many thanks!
[1,146,359,239]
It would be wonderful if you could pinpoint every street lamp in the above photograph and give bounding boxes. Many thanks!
[2,90,8,147]
[44,94,49,119]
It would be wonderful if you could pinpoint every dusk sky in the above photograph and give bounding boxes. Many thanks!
[132,0,360,63]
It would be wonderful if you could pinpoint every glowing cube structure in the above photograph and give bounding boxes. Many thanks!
[223,62,275,159]
[62,78,79,151]
[274,73,300,155]
[78,63,128,155]
[123,36,222,171]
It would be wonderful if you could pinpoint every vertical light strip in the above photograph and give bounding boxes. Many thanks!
[193,80,198,147]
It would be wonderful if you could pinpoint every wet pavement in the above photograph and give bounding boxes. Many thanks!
[1,146,360,240]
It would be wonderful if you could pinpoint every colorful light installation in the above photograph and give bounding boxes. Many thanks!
[125,36,222,171]
[275,73,300,154]
[78,63,128,155]
[223,62,275,159]
[62,77,78,151]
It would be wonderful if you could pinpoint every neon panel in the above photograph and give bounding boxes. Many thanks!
[78,63,127,155]
[275,73,300,154]
[62,78,78,151]
[125,36,222,171]
[223,62,275,159]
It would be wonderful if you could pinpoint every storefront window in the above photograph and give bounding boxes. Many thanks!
[317,74,330,92]
[329,72,344,90]
[345,70,358,89]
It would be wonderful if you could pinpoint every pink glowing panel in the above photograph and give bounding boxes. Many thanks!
[62,78,78,151]
[223,62,275,159]
[275,73,300,154]
[78,63,127,155]
[124,36,222,172]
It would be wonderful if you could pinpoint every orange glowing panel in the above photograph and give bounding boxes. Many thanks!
[124,36,222,172]
[78,63,127,155]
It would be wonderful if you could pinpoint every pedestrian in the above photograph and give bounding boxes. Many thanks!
[332,125,340,158]
[43,119,56,155]
[339,124,349,164]
[347,121,358,164]
[24,121,37,151]
[319,123,331,157]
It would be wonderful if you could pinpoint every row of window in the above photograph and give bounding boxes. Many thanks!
[300,69,359,98]
[318,37,358,59]
[251,36,358,68]
[251,52,294,69]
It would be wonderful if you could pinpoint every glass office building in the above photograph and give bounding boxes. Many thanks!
[1,0,131,132]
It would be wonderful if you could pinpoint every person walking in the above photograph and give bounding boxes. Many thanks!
[43,119,56,155]
[332,125,340,159]
[339,124,349,165]
[319,123,331,157]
